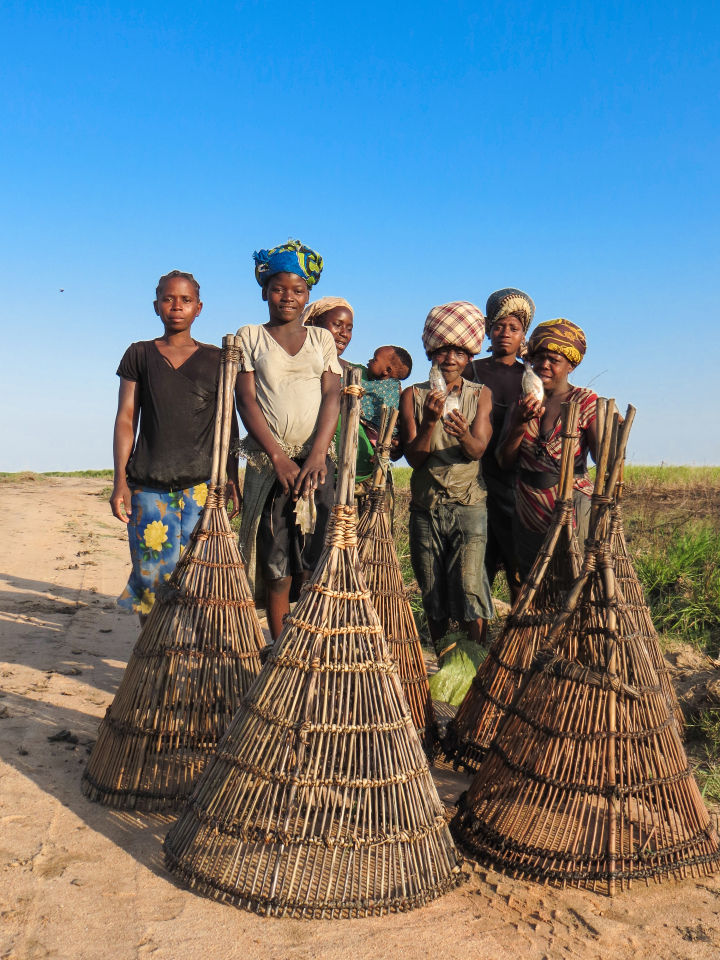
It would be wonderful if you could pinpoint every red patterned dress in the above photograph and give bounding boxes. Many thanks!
[515,385,597,537]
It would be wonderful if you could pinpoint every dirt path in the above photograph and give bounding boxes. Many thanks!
[1,477,719,960]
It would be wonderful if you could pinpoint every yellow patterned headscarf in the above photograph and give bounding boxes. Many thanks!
[527,319,587,367]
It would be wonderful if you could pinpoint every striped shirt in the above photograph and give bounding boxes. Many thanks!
[516,386,597,532]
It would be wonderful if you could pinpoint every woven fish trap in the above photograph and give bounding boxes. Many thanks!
[443,400,583,773]
[357,407,436,752]
[608,497,684,730]
[82,336,264,810]
[452,408,720,894]
[163,368,462,918]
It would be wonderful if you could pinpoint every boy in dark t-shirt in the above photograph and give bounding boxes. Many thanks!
[111,270,239,620]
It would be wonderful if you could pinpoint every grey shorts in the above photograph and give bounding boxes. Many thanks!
[257,456,335,582]
[409,501,494,623]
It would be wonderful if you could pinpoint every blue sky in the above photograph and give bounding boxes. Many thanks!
[2,0,718,469]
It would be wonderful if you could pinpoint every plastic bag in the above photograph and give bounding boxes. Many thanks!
[428,635,486,706]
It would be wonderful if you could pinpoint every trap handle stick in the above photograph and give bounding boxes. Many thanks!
[588,398,616,535]
[216,334,241,489]
[207,338,228,492]
[603,406,635,508]
[371,406,399,490]
[377,405,389,451]
[599,527,621,895]
[545,403,635,644]
[595,397,607,466]
[514,400,581,618]
[335,367,363,508]
[560,400,582,502]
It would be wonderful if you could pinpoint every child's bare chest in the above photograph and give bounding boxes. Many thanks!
[264,324,308,357]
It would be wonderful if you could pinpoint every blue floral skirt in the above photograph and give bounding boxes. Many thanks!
[118,482,209,615]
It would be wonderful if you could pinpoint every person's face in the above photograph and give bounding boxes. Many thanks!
[262,272,310,323]
[317,306,353,356]
[367,346,407,380]
[531,349,574,389]
[431,345,471,384]
[489,315,524,357]
[153,277,202,333]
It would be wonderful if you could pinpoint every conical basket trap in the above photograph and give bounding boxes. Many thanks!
[452,408,720,893]
[164,368,462,917]
[82,336,264,809]
[608,475,684,730]
[357,407,436,751]
[444,400,584,773]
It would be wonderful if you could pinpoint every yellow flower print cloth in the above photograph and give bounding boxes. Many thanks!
[118,483,207,615]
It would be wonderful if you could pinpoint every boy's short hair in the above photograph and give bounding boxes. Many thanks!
[390,346,412,379]
[156,270,200,299]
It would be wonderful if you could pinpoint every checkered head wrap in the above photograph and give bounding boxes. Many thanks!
[422,301,486,358]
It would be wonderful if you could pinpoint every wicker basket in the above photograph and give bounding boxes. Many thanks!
[452,406,720,893]
[164,368,462,917]
[82,335,264,809]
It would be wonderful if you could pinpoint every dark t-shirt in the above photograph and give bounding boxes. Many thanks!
[467,357,524,484]
[117,340,234,490]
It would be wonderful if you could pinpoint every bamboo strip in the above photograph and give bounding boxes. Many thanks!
[443,400,583,773]
[357,407,436,752]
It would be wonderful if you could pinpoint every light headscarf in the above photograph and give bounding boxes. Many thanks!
[301,296,354,326]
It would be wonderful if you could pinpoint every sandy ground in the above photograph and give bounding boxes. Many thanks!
[1,476,719,960]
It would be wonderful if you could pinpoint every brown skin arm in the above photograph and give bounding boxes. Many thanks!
[399,386,445,468]
[389,434,404,461]
[442,385,493,460]
[496,395,544,471]
[293,369,341,498]
[110,378,140,522]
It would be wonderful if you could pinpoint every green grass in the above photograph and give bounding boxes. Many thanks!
[690,711,720,804]
[0,469,114,481]
[391,464,720,493]
[634,523,720,656]
[623,464,720,486]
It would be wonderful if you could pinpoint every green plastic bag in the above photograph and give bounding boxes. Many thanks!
[428,635,486,707]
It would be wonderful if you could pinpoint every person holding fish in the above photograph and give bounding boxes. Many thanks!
[399,301,494,650]
[495,318,598,580]
[465,287,535,601]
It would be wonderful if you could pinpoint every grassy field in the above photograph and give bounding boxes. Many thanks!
[0,469,114,480]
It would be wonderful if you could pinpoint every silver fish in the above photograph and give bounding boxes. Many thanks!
[522,361,544,403]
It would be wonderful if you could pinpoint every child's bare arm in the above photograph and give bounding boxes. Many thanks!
[443,386,493,460]
[400,385,444,469]
[235,370,300,495]
[293,370,341,498]
[110,378,140,522]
